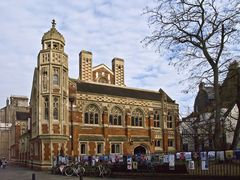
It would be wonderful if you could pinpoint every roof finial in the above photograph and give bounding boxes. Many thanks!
[52,19,56,28]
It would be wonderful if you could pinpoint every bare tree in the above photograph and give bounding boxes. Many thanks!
[143,0,240,149]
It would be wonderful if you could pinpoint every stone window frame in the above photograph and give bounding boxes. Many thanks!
[168,139,175,147]
[110,142,122,154]
[53,68,59,86]
[79,142,88,155]
[155,139,161,147]
[109,106,123,126]
[153,110,161,128]
[84,104,100,125]
[131,108,144,127]
[96,142,104,155]
[167,111,174,129]
[44,96,49,120]
[53,96,59,120]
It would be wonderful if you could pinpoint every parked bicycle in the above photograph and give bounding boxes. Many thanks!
[52,164,66,175]
[97,164,111,177]
[64,162,85,177]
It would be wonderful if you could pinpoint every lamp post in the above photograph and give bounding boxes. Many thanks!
[69,96,75,157]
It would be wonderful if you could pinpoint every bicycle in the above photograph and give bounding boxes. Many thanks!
[97,164,111,177]
[64,163,85,177]
[52,164,66,175]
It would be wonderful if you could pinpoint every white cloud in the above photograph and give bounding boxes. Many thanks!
[0,0,196,116]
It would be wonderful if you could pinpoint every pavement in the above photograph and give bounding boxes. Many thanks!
[0,165,239,180]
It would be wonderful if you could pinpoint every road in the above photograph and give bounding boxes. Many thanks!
[0,165,239,180]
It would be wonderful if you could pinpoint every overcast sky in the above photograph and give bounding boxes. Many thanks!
[0,0,195,116]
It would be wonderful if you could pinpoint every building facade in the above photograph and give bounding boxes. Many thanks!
[22,20,180,169]
[0,96,29,160]
[180,61,240,152]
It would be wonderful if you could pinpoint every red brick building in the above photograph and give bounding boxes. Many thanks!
[27,20,180,169]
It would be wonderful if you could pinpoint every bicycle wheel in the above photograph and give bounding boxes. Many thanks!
[104,167,111,177]
[78,166,85,176]
[65,166,74,176]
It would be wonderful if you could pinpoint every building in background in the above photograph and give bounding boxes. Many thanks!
[180,62,240,152]
[0,96,29,160]
[0,20,180,170]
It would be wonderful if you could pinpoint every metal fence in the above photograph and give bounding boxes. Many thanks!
[189,161,240,176]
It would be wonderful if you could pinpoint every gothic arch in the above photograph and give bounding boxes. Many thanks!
[83,103,101,125]
[131,107,145,127]
[109,106,124,126]
[133,144,150,155]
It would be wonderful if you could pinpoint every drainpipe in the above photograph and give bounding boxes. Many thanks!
[69,96,75,158]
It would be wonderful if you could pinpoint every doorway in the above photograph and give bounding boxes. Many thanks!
[134,145,146,155]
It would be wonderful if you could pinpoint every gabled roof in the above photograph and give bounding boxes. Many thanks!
[72,80,175,103]
[92,64,114,75]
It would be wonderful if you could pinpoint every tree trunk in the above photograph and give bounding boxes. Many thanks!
[213,66,222,150]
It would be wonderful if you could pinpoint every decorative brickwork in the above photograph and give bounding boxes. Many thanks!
[44,143,50,161]
[53,124,60,134]
[42,124,49,134]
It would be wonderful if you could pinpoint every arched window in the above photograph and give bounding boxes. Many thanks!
[153,110,161,127]
[84,104,100,124]
[53,97,59,120]
[44,97,49,120]
[98,77,108,84]
[109,106,123,125]
[53,69,59,85]
[131,108,144,126]
[167,112,173,128]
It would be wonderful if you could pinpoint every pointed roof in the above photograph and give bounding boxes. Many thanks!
[42,19,65,44]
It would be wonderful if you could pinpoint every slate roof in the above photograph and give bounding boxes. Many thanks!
[16,112,30,121]
[73,80,174,102]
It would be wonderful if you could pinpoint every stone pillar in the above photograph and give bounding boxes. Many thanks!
[163,129,168,153]
[125,112,131,138]
[102,110,109,154]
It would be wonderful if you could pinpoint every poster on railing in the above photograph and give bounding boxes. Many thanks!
[163,155,169,163]
[201,160,209,170]
[225,150,234,160]
[216,151,225,161]
[176,152,180,160]
[184,152,192,161]
[235,150,240,160]
[168,154,175,170]
[200,152,207,160]
[188,160,195,170]
[127,156,132,170]
[208,151,215,161]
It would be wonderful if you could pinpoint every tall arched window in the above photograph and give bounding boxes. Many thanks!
[53,68,59,85]
[167,112,173,128]
[153,110,161,127]
[131,108,144,126]
[109,106,123,125]
[44,97,49,120]
[53,97,59,120]
[84,104,100,124]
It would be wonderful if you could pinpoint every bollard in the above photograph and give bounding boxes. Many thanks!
[32,173,36,180]
[79,173,83,180]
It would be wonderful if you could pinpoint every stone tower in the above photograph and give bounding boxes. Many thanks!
[112,58,125,86]
[79,50,92,81]
[35,20,69,165]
